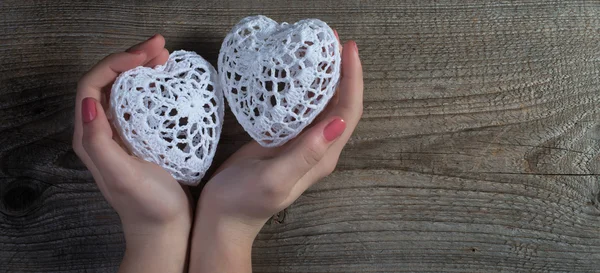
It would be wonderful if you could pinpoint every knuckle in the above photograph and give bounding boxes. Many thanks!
[262,181,286,198]
[81,132,102,153]
[257,167,277,183]
[259,180,288,204]
[338,104,356,117]
[256,167,290,204]
[301,139,323,167]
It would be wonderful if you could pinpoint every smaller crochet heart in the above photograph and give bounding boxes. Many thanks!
[110,50,223,185]
[219,15,341,147]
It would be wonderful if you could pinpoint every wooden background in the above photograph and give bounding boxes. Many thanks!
[1,0,600,272]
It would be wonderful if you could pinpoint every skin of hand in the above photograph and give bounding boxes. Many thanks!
[189,35,364,273]
[72,34,193,273]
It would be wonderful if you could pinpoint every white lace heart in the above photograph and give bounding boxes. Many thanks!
[110,50,223,185]
[219,15,341,147]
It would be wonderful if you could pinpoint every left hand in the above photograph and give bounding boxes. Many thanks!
[190,38,363,273]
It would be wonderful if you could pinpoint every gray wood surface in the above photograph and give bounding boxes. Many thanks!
[1,0,600,272]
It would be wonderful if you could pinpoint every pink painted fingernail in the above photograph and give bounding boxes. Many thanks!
[129,49,144,54]
[82,98,97,123]
[323,118,346,142]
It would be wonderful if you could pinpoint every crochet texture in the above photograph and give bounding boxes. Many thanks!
[219,15,341,147]
[110,50,223,185]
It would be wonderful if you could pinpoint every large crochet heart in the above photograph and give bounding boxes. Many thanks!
[110,50,223,185]
[219,15,341,147]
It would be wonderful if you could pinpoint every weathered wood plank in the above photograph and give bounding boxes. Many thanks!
[1,0,600,272]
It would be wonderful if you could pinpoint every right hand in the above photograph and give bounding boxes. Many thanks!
[72,35,192,273]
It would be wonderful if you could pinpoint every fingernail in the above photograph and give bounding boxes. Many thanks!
[129,49,144,55]
[82,97,97,123]
[352,41,359,54]
[148,34,158,41]
[333,29,339,40]
[323,118,346,142]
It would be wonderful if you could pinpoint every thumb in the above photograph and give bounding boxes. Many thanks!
[81,97,133,182]
[270,117,346,182]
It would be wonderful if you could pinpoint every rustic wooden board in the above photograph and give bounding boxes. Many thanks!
[1,0,600,272]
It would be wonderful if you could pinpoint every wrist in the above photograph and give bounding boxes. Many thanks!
[188,204,259,273]
[197,185,268,234]
[121,215,191,239]
[194,203,259,248]
[122,219,191,248]
[119,222,191,273]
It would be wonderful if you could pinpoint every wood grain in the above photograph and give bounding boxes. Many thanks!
[1,0,600,272]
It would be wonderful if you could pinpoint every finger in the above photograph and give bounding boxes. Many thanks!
[146,48,170,67]
[268,116,346,184]
[295,31,343,131]
[313,40,362,152]
[126,34,166,64]
[331,85,340,105]
[78,51,147,90]
[334,29,343,54]
[334,29,343,77]
[98,34,166,102]
[321,40,363,152]
[296,40,363,186]
[74,51,146,188]
[312,88,339,125]
[72,138,110,197]
[327,29,342,112]
[74,52,146,168]
[81,97,135,187]
[324,40,363,148]
[311,37,348,128]
[334,40,363,127]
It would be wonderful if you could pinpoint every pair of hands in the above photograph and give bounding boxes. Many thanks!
[72,34,363,272]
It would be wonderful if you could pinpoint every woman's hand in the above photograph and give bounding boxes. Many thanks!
[72,34,192,273]
[190,38,363,273]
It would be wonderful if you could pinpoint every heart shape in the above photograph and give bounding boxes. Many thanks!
[110,50,223,185]
[219,15,341,147]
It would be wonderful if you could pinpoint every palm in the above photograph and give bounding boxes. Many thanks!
[115,157,192,223]
[205,162,267,214]
[204,103,346,220]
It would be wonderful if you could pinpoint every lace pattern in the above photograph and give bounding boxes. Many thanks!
[110,50,223,185]
[219,16,341,147]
